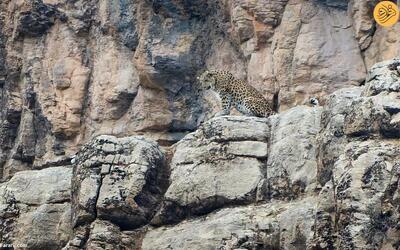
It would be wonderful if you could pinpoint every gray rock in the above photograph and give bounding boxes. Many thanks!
[342,91,400,138]
[200,116,270,142]
[71,135,167,230]
[9,110,36,164]
[267,106,322,198]
[314,140,400,249]
[65,0,96,34]
[343,96,390,137]
[86,220,133,250]
[13,204,72,250]
[0,167,72,249]
[364,58,400,96]
[0,166,71,205]
[317,87,362,185]
[143,198,316,250]
[152,116,269,225]
[16,0,66,37]
[225,141,268,158]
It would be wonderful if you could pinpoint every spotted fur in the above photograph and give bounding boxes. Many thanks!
[197,70,275,117]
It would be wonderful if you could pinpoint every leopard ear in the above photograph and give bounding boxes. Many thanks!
[206,70,215,76]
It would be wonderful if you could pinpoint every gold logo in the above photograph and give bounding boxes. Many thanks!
[374,1,399,27]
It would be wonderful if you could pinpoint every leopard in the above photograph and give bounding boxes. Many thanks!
[197,70,275,118]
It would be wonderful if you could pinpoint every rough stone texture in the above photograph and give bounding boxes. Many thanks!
[1,0,400,248]
[144,198,316,250]
[0,167,72,249]
[314,140,400,249]
[143,58,399,250]
[272,0,366,108]
[152,116,269,225]
[363,58,400,97]
[71,135,166,228]
[1,0,399,179]
[317,86,363,186]
[267,106,322,199]
[0,58,398,248]
[66,135,166,248]
[312,59,400,249]
[84,220,139,250]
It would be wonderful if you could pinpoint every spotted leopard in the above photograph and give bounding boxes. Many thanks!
[197,70,275,117]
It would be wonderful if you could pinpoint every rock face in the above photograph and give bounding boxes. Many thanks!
[0,167,72,249]
[144,198,316,250]
[1,0,400,179]
[3,58,398,250]
[152,116,270,225]
[1,0,400,248]
[59,57,400,249]
[66,135,166,248]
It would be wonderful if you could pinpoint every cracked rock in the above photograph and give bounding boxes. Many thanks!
[16,0,66,37]
[364,58,400,96]
[71,135,167,230]
[314,140,400,249]
[152,116,270,225]
[144,198,316,250]
[0,167,72,249]
[267,106,322,199]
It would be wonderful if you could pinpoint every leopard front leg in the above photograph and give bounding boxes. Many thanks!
[215,93,232,117]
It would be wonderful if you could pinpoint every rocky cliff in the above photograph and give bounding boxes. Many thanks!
[0,0,400,249]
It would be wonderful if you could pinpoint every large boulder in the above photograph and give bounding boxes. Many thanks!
[0,167,72,249]
[144,59,400,250]
[144,197,316,250]
[71,135,167,230]
[314,140,400,249]
[267,106,322,199]
[363,58,400,96]
[151,116,270,225]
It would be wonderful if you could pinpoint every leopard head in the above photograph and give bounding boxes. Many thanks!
[197,70,216,90]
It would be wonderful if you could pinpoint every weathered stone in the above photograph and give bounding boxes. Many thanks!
[341,68,400,139]
[85,220,136,250]
[315,140,400,249]
[0,167,71,205]
[0,167,72,249]
[13,203,71,250]
[229,0,288,46]
[0,91,23,179]
[71,135,166,230]
[144,198,316,250]
[363,58,400,96]
[349,0,375,50]
[1,0,400,248]
[267,106,322,199]
[64,0,96,34]
[15,0,66,37]
[152,116,269,225]
[200,116,270,142]
[273,0,366,109]
[225,141,268,158]
[317,87,362,186]
[343,97,389,137]
[364,25,400,70]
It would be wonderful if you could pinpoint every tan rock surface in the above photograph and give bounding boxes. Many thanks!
[1,0,400,249]
[1,0,398,175]
[0,167,72,249]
